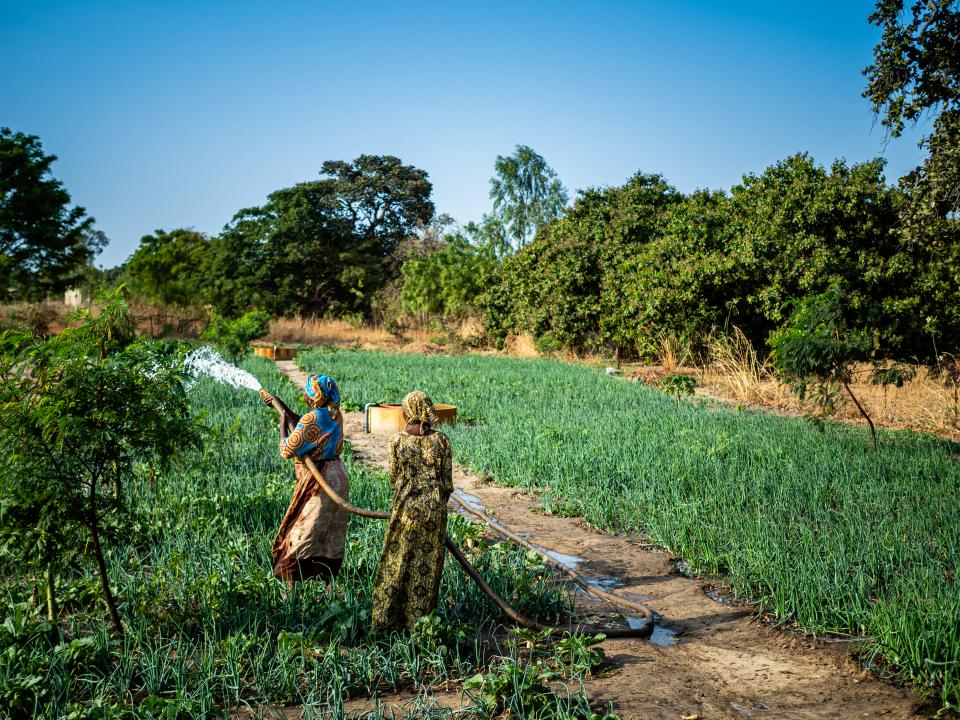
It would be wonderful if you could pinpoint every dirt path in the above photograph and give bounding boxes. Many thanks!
[277,361,925,719]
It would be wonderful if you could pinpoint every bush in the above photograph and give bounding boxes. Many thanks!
[200,310,271,361]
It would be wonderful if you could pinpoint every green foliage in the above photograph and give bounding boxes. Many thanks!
[204,155,434,318]
[864,0,960,218]
[489,145,569,253]
[401,232,499,318]
[463,657,561,717]
[484,153,958,362]
[200,310,271,362]
[0,128,106,299]
[0,290,199,635]
[769,284,872,390]
[659,373,695,401]
[302,347,960,710]
[125,229,209,307]
[769,283,908,448]
[484,171,682,354]
[0,353,603,717]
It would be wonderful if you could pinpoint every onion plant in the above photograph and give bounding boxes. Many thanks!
[300,347,960,711]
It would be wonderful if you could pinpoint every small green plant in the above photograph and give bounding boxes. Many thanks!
[554,633,607,674]
[463,656,560,718]
[660,373,695,402]
[0,290,199,636]
[769,283,912,450]
[200,310,271,362]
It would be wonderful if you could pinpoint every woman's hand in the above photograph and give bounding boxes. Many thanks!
[259,389,276,407]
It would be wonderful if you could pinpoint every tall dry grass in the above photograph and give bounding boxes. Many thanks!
[702,328,960,439]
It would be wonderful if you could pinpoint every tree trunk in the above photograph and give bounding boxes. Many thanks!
[87,475,125,639]
[843,380,877,450]
[45,565,56,622]
[88,519,124,639]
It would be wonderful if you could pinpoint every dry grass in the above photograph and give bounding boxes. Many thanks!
[1,300,206,338]
[703,327,789,406]
[656,334,693,373]
[503,332,539,358]
[698,328,960,439]
[265,316,427,348]
[265,316,495,353]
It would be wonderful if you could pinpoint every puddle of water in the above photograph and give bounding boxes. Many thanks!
[626,617,679,646]
[704,586,745,606]
[542,549,585,568]
[453,490,485,512]
[586,575,625,591]
[730,701,753,716]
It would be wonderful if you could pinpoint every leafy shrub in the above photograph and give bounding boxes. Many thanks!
[200,310,271,361]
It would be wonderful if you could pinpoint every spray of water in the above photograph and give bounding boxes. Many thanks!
[185,347,262,392]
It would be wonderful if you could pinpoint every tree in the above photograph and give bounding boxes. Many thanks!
[0,128,107,299]
[205,156,435,318]
[769,284,914,450]
[201,310,271,361]
[319,154,435,257]
[723,155,908,349]
[483,171,681,355]
[864,1,960,216]
[489,145,569,252]
[401,232,499,318]
[0,290,198,635]
[125,229,209,306]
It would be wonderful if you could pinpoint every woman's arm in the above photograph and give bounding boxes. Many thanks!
[259,390,300,434]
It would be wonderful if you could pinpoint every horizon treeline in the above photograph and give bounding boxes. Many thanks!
[98,149,958,366]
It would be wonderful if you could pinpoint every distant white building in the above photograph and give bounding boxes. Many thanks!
[64,288,85,307]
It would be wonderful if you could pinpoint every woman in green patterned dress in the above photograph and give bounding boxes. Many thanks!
[372,391,453,630]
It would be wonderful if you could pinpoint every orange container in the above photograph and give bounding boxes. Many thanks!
[365,403,457,434]
[251,345,297,361]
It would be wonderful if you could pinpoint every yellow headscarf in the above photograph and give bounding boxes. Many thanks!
[402,390,439,428]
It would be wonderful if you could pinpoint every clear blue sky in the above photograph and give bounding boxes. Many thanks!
[1,1,930,267]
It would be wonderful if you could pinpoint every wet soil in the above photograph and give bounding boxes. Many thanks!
[276,361,927,719]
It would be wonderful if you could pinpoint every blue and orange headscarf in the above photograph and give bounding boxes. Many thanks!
[279,374,344,461]
[305,374,340,409]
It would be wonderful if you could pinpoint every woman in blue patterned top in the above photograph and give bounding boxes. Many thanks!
[260,374,350,589]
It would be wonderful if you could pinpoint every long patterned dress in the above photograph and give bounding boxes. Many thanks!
[272,405,350,584]
[372,430,453,629]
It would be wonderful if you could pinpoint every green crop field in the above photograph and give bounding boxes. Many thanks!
[299,347,960,708]
[0,355,617,719]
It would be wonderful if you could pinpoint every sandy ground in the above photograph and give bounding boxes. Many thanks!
[276,361,927,720]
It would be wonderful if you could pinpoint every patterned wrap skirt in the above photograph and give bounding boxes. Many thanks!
[271,455,350,583]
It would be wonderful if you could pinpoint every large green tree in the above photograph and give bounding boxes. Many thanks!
[401,231,499,318]
[864,0,960,218]
[319,154,435,258]
[483,172,680,354]
[0,128,106,299]
[864,2,960,359]
[489,145,569,253]
[205,155,434,318]
[125,228,209,306]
